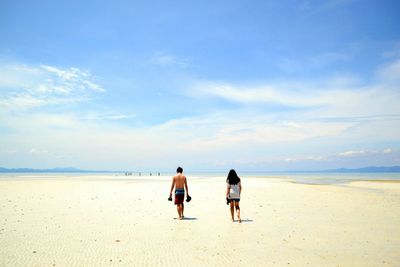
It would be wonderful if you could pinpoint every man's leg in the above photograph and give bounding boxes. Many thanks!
[179,204,184,219]
[177,204,181,218]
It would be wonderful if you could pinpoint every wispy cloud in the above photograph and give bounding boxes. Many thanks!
[193,82,399,122]
[0,149,18,155]
[338,148,398,158]
[284,155,327,163]
[82,112,137,121]
[0,62,104,110]
[338,148,396,158]
[382,42,400,59]
[383,148,393,154]
[338,150,367,157]
[29,148,49,155]
[377,59,400,83]
[151,111,353,153]
[40,65,104,92]
[148,53,189,68]
[191,58,400,121]
[284,148,397,164]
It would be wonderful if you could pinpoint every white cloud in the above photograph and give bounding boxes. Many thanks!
[1,94,47,109]
[196,83,318,106]
[29,148,49,155]
[152,112,352,152]
[1,106,398,170]
[337,148,397,158]
[103,114,136,120]
[282,148,398,164]
[192,66,400,121]
[377,59,400,83]
[383,42,400,59]
[284,155,327,163]
[1,149,18,155]
[83,112,137,121]
[82,80,105,92]
[338,150,367,157]
[383,148,393,154]
[148,53,189,68]
[41,65,80,81]
[0,62,104,110]
[0,93,89,110]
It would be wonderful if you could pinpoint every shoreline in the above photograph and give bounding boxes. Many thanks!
[2,172,400,186]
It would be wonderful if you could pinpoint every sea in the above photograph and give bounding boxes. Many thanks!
[1,171,400,185]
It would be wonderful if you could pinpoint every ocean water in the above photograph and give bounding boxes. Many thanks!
[1,171,400,185]
[189,171,400,184]
[244,172,400,185]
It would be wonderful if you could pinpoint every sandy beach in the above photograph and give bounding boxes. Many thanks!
[1,175,399,266]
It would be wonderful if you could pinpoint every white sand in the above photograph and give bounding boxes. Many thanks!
[1,175,399,266]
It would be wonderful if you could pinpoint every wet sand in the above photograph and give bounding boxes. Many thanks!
[1,175,399,266]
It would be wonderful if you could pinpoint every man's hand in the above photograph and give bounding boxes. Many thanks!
[168,194,172,201]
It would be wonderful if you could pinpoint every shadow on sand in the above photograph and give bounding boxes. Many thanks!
[234,219,253,223]
[173,217,198,220]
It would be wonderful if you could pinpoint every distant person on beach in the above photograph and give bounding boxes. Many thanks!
[168,167,190,220]
[226,169,242,222]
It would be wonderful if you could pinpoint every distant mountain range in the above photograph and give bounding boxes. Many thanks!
[1,166,400,173]
[0,167,119,173]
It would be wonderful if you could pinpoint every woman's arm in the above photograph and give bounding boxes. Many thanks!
[226,184,230,198]
[239,182,242,194]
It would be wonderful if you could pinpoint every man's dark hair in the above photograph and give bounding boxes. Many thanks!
[226,169,240,185]
[176,166,183,173]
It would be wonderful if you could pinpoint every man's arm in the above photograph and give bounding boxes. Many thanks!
[169,177,175,197]
[184,177,189,196]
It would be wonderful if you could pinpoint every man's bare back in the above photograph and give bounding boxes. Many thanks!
[173,173,187,189]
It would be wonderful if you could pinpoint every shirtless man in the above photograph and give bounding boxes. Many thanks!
[169,167,189,220]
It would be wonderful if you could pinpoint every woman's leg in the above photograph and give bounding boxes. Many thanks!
[234,201,241,223]
[229,202,234,221]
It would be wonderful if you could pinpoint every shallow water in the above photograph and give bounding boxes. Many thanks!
[1,171,400,185]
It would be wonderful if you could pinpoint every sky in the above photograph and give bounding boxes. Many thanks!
[1,0,400,171]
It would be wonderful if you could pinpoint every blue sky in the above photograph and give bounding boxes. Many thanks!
[1,0,400,171]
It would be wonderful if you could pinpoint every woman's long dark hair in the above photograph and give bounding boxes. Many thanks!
[226,169,240,185]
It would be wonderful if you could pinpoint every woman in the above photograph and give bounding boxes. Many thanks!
[226,169,242,222]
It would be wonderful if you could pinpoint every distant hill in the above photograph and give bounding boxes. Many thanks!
[0,167,117,173]
[1,166,400,173]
